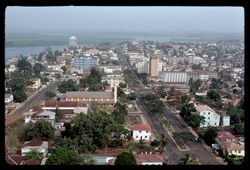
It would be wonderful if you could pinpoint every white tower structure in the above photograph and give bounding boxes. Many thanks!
[114,85,118,103]
[69,36,78,49]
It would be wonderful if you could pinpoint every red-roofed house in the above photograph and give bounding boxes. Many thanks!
[6,155,45,165]
[131,124,152,141]
[21,139,48,157]
[215,131,244,157]
[134,153,165,165]
[6,155,24,165]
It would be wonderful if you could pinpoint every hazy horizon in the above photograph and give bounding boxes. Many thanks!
[5,7,244,35]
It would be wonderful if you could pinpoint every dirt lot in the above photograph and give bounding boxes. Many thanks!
[5,115,23,127]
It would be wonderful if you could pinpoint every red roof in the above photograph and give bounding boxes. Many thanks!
[131,124,151,131]
[22,160,41,165]
[6,155,24,165]
[216,131,239,143]
[44,99,87,107]
[134,154,164,165]
[22,139,43,147]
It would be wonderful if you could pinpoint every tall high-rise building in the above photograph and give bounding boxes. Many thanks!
[150,56,158,81]
[69,36,78,49]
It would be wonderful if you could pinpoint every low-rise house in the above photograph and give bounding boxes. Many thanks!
[215,131,244,157]
[24,110,56,127]
[134,153,165,165]
[27,78,41,90]
[5,94,14,104]
[42,99,89,122]
[131,124,152,141]
[21,139,48,157]
[194,104,220,128]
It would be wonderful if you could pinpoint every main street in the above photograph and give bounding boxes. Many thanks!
[118,47,224,164]
[6,80,60,117]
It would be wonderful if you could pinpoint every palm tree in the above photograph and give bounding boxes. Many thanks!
[124,141,137,153]
[158,134,167,153]
[178,154,197,165]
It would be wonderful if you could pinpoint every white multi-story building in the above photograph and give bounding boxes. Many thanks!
[194,104,220,128]
[131,124,152,141]
[135,60,149,74]
[102,66,122,74]
[157,59,163,74]
[24,110,56,127]
[69,36,77,49]
[159,71,188,85]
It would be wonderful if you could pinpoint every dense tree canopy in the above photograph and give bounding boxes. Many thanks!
[33,63,45,77]
[46,147,79,165]
[18,120,55,141]
[142,93,164,114]
[58,79,78,93]
[44,91,56,98]
[234,124,244,135]
[79,68,102,91]
[16,57,32,77]
[114,152,137,165]
[13,89,27,103]
[203,127,217,145]
[62,111,129,153]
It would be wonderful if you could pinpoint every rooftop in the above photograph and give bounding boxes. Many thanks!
[44,99,87,107]
[131,124,151,131]
[5,94,13,99]
[134,154,164,165]
[216,131,239,143]
[6,155,24,165]
[195,104,215,113]
[65,91,113,99]
[23,139,43,147]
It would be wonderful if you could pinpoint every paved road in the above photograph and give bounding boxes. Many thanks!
[6,80,60,117]
[118,47,224,164]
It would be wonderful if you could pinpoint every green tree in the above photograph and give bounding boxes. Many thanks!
[18,120,55,141]
[72,111,128,153]
[46,51,57,64]
[58,79,78,93]
[61,66,67,74]
[13,89,27,103]
[127,93,136,100]
[24,149,43,160]
[44,91,56,98]
[207,90,221,102]
[55,107,63,122]
[150,139,160,147]
[46,147,79,165]
[117,87,125,98]
[33,63,44,77]
[236,80,244,88]
[178,154,198,165]
[158,86,167,98]
[203,127,217,145]
[189,114,205,128]
[79,68,102,91]
[234,124,244,135]
[16,57,32,77]
[114,152,136,165]
[119,82,127,88]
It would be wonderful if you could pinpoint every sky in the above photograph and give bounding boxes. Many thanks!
[5,6,244,34]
